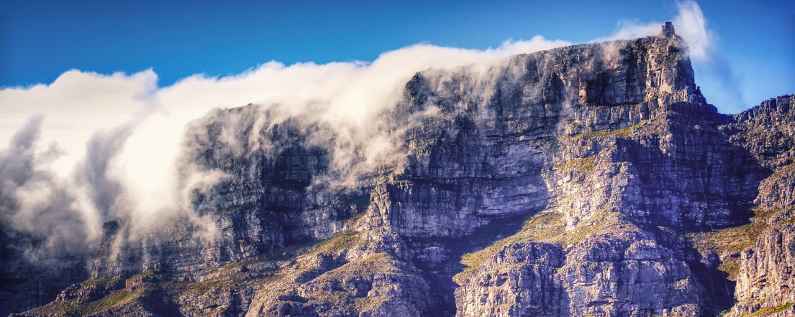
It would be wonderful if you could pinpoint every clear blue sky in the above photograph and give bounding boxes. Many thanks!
[1,0,793,111]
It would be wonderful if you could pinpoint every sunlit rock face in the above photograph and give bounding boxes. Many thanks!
[5,25,795,317]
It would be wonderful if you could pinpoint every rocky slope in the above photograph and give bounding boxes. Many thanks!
[4,24,795,317]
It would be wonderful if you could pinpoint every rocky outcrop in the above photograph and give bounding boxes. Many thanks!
[731,224,795,316]
[455,242,565,316]
[727,95,795,169]
[724,161,795,316]
[245,241,432,317]
[8,25,795,317]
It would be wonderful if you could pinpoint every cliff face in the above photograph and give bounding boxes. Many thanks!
[723,96,795,317]
[6,26,795,317]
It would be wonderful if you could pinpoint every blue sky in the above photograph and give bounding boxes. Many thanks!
[1,0,793,112]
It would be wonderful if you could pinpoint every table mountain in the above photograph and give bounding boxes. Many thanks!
[4,23,794,317]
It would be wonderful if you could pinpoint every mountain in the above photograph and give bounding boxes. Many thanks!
[3,23,794,317]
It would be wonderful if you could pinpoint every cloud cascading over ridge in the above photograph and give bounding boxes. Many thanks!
[0,1,721,256]
[597,1,712,61]
[0,116,92,258]
[598,0,745,111]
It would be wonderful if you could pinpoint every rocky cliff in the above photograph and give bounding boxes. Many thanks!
[5,24,795,317]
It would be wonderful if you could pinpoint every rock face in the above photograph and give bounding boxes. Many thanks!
[5,25,794,317]
[455,242,566,316]
[726,164,795,316]
[0,229,87,317]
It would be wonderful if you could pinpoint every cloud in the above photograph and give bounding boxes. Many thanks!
[672,0,712,61]
[0,70,158,177]
[597,1,712,62]
[0,117,92,258]
[0,1,743,255]
[73,122,137,234]
[598,1,745,110]
[0,37,570,254]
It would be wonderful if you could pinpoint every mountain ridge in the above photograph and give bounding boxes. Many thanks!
[2,24,794,317]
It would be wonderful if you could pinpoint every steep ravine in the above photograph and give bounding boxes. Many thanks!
[5,25,795,317]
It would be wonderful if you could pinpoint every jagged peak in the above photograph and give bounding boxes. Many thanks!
[735,94,794,120]
[405,31,703,115]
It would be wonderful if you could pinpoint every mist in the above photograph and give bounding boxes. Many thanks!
[0,1,719,257]
[598,0,746,110]
[0,116,92,258]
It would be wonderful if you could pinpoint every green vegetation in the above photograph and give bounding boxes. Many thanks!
[455,209,630,284]
[457,212,564,276]
[181,232,363,298]
[688,162,795,280]
[314,253,395,287]
[29,301,77,316]
[689,220,763,255]
[184,278,227,295]
[81,276,117,288]
[79,288,145,315]
[555,156,597,174]
[688,208,779,280]
[746,302,793,317]
[27,276,143,316]
[314,253,395,311]
[356,295,390,313]
[568,121,646,141]
[308,231,360,256]
[179,256,277,296]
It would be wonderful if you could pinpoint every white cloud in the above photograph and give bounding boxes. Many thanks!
[672,1,712,61]
[0,70,158,176]
[597,1,713,62]
[0,37,569,251]
[596,1,746,110]
[0,1,738,254]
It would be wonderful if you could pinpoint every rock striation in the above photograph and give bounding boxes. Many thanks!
[5,24,795,317]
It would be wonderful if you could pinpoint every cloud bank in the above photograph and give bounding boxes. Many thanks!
[599,0,745,111]
[0,1,720,256]
[0,36,571,255]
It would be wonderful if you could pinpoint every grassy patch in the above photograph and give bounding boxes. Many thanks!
[81,275,122,289]
[553,210,633,247]
[29,301,78,316]
[356,295,390,313]
[688,208,779,279]
[29,275,132,316]
[568,121,646,141]
[177,232,363,298]
[455,209,627,284]
[79,288,145,315]
[315,254,395,311]
[746,302,793,317]
[319,253,395,283]
[555,156,597,174]
[184,278,227,295]
[719,260,741,280]
[308,231,360,256]
[688,223,759,279]
[458,212,564,277]
[690,223,761,256]
[179,257,276,296]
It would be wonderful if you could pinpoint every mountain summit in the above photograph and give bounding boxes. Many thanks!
[3,24,794,317]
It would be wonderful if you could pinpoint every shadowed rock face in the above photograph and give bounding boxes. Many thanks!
[5,27,795,317]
